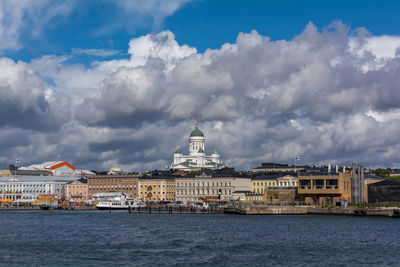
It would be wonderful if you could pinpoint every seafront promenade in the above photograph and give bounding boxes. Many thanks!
[1,205,399,217]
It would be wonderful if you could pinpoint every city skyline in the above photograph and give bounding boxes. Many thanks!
[1,1,400,172]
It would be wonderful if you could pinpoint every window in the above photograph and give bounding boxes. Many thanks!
[326,179,338,189]
[315,179,324,189]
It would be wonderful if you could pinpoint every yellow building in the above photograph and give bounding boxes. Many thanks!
[263,175,298,203]
[252,175,297,194]
[138,177,175,202]
[251,178,269,194]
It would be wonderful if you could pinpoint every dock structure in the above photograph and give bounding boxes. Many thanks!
[128,206,223,214]
[223,206,400,217]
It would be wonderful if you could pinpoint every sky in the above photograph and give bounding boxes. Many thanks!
[1,0,400,172]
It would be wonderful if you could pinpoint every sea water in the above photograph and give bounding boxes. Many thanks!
[0,210,399,266]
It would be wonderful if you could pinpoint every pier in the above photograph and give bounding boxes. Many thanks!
[128,206,223,214]
[224,206,400,217]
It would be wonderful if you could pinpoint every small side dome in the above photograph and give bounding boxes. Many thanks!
[198,148,204,153]
[175,149,182,154]
[212,149,218,155]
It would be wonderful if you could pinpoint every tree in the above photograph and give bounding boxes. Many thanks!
[375,168,389,178]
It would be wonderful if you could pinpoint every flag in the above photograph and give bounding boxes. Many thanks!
[15,159,19,164]
[295,156,300,160]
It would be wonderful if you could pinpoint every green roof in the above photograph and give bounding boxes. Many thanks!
[190,126,204,137]
[175,149,182,154]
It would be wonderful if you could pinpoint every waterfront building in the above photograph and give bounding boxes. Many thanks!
[297,171,352,206]
[251,174,297,194]
[170,123,223,171]
[175,168,251,202]
[87,174,140,199]
[388,168,400,177]
[0,176,76,201]
[66,179,88,204]
[263,175,299,203]
[138,176,175,202]
[368,180,400,203]
[363,175,384,202]
[19,161,76,177]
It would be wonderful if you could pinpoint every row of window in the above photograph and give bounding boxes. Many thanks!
[89,178,137,183]
[69,185,85,189]
[140,191,174,195]
[177,182,231,187]
[253,181,297,187]
[0,184,62,188]
[89,184,135,189]
[176,189,231,195]
[140,184,174,188]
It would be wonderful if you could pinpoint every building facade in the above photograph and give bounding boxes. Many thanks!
[66,179,88,204]
[297,172,352,205]
[138,177,175,202]
[87,175,140,199]
[20,161,76,176]
[170,123,223,171]
[0,176,76,201]
[252,174,297,194]
[175,171,251,202]
[368,180,400,203]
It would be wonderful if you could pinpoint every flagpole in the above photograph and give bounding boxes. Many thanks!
[15,158,18,179]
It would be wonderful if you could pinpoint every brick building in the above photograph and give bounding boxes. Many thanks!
[87,175,140,199]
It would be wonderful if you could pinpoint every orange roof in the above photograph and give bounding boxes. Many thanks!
[50,161,75,171]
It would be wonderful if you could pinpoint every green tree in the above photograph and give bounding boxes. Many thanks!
[375,168,389,178]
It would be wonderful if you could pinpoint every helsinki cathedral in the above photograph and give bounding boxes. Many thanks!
[170,123,224,171]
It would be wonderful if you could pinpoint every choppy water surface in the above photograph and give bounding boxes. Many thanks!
[0,211,399,266]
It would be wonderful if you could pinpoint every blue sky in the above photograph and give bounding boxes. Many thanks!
[4,0,400,64]
[2,0,400,171]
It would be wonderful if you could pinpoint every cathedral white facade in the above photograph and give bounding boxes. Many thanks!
[170,123,223,171]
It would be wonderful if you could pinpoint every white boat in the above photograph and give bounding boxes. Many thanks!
[95,192,146,210]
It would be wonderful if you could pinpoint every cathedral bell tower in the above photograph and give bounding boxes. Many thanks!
[189,122,205,155]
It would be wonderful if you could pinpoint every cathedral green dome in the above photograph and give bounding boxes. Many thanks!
[190,126,204,137]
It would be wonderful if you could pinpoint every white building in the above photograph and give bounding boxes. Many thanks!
[20,161,76,177]
[175,171,251,202]
[170,123,223,171]
[0,176,76,201]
